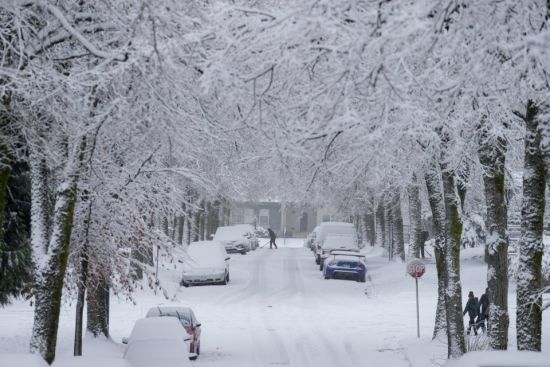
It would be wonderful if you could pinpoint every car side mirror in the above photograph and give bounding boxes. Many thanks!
[122,337,129,344]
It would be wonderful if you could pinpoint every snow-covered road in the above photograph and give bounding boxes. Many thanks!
[2,239,548,366]
[158,240,417,367]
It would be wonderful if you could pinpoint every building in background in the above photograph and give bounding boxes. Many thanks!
[229,201,321,238]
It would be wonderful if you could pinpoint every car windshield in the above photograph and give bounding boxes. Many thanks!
[323,235,356,249]
[187,244,224,268]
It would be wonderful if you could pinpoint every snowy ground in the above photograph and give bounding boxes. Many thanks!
[1,239,548,366]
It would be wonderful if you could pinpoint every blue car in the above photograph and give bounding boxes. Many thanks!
[323,251,367,282]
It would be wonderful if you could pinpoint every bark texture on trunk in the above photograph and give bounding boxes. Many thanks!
[74,201,92,356]
[86,274,110,338]
[478,118,509,350]
[390,191,405,261]
[517,100,545,351]
[30,138,84,364]
[441,160,466,357]
[408,174,422,258]
[425,166,447,340]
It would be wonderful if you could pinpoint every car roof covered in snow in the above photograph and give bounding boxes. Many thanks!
[129,317,189,342]
[0,354,48,367]
[322,235,357,249]
[329,250,362,256]
[331,254,366,262]
[316,223,356,242]
[52,357,130,367]
[213,226,250,241]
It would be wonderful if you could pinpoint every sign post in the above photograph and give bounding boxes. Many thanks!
[407,258,426,338]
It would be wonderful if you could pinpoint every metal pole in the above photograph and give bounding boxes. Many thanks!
[416,277,420,338]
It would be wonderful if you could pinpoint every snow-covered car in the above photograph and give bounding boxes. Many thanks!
[232,224,259,250]
[145,306,202,358]
[0,354,48,367]
[52,356,130,367]
[181,241,230,286]
[213,225,255,254]
[306,226,319,251]
[313,222,357,264]
[318,234,359,270]
[123,317,193,367]
[444,351,550,367]
[323,251,367,282]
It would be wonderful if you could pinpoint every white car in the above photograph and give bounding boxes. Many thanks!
[213,225,255,254]
[181,241,230,286]
[0,354,48,367]
[318,234,359,270]
[313,222,358,264]
[123,317,193,367]
[444,351,550,367]
[52,356,130,367]
[232,224,260,250]
[145,306,202,358]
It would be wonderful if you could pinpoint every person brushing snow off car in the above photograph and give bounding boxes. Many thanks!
[267,228,278,249]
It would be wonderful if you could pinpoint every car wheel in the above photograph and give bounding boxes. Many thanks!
[180,279,189,288]
[324,274,330,280]
[241,250,247,255]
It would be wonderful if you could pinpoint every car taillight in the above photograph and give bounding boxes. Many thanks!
[358,263,366,269]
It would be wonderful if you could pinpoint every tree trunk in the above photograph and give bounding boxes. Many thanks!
[440,158,466,357]
[375,199,385,247]
[74,201,93,356]
[177,215,184,245]
[390,191,405,261]
[478,117,509,350]
[86,274,110,338]
[516,100,545,351]
[199,200,205,241]
[383,195,391,250]
[408,174,422,258]
[424,166,447,340]
[30,138,85,364]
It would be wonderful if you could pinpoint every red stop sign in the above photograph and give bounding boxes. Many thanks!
[407,259,425,278]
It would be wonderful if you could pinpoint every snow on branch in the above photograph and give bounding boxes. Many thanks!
[37,1,127,62]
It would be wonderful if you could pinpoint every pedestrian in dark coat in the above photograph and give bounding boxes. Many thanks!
[268,228,278,249]
[463,291,478,336]
[476,288,490,333]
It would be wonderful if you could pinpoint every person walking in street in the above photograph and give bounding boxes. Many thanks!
[463,291,478,336]
[268,228,278,249]
[476,288,490,333]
